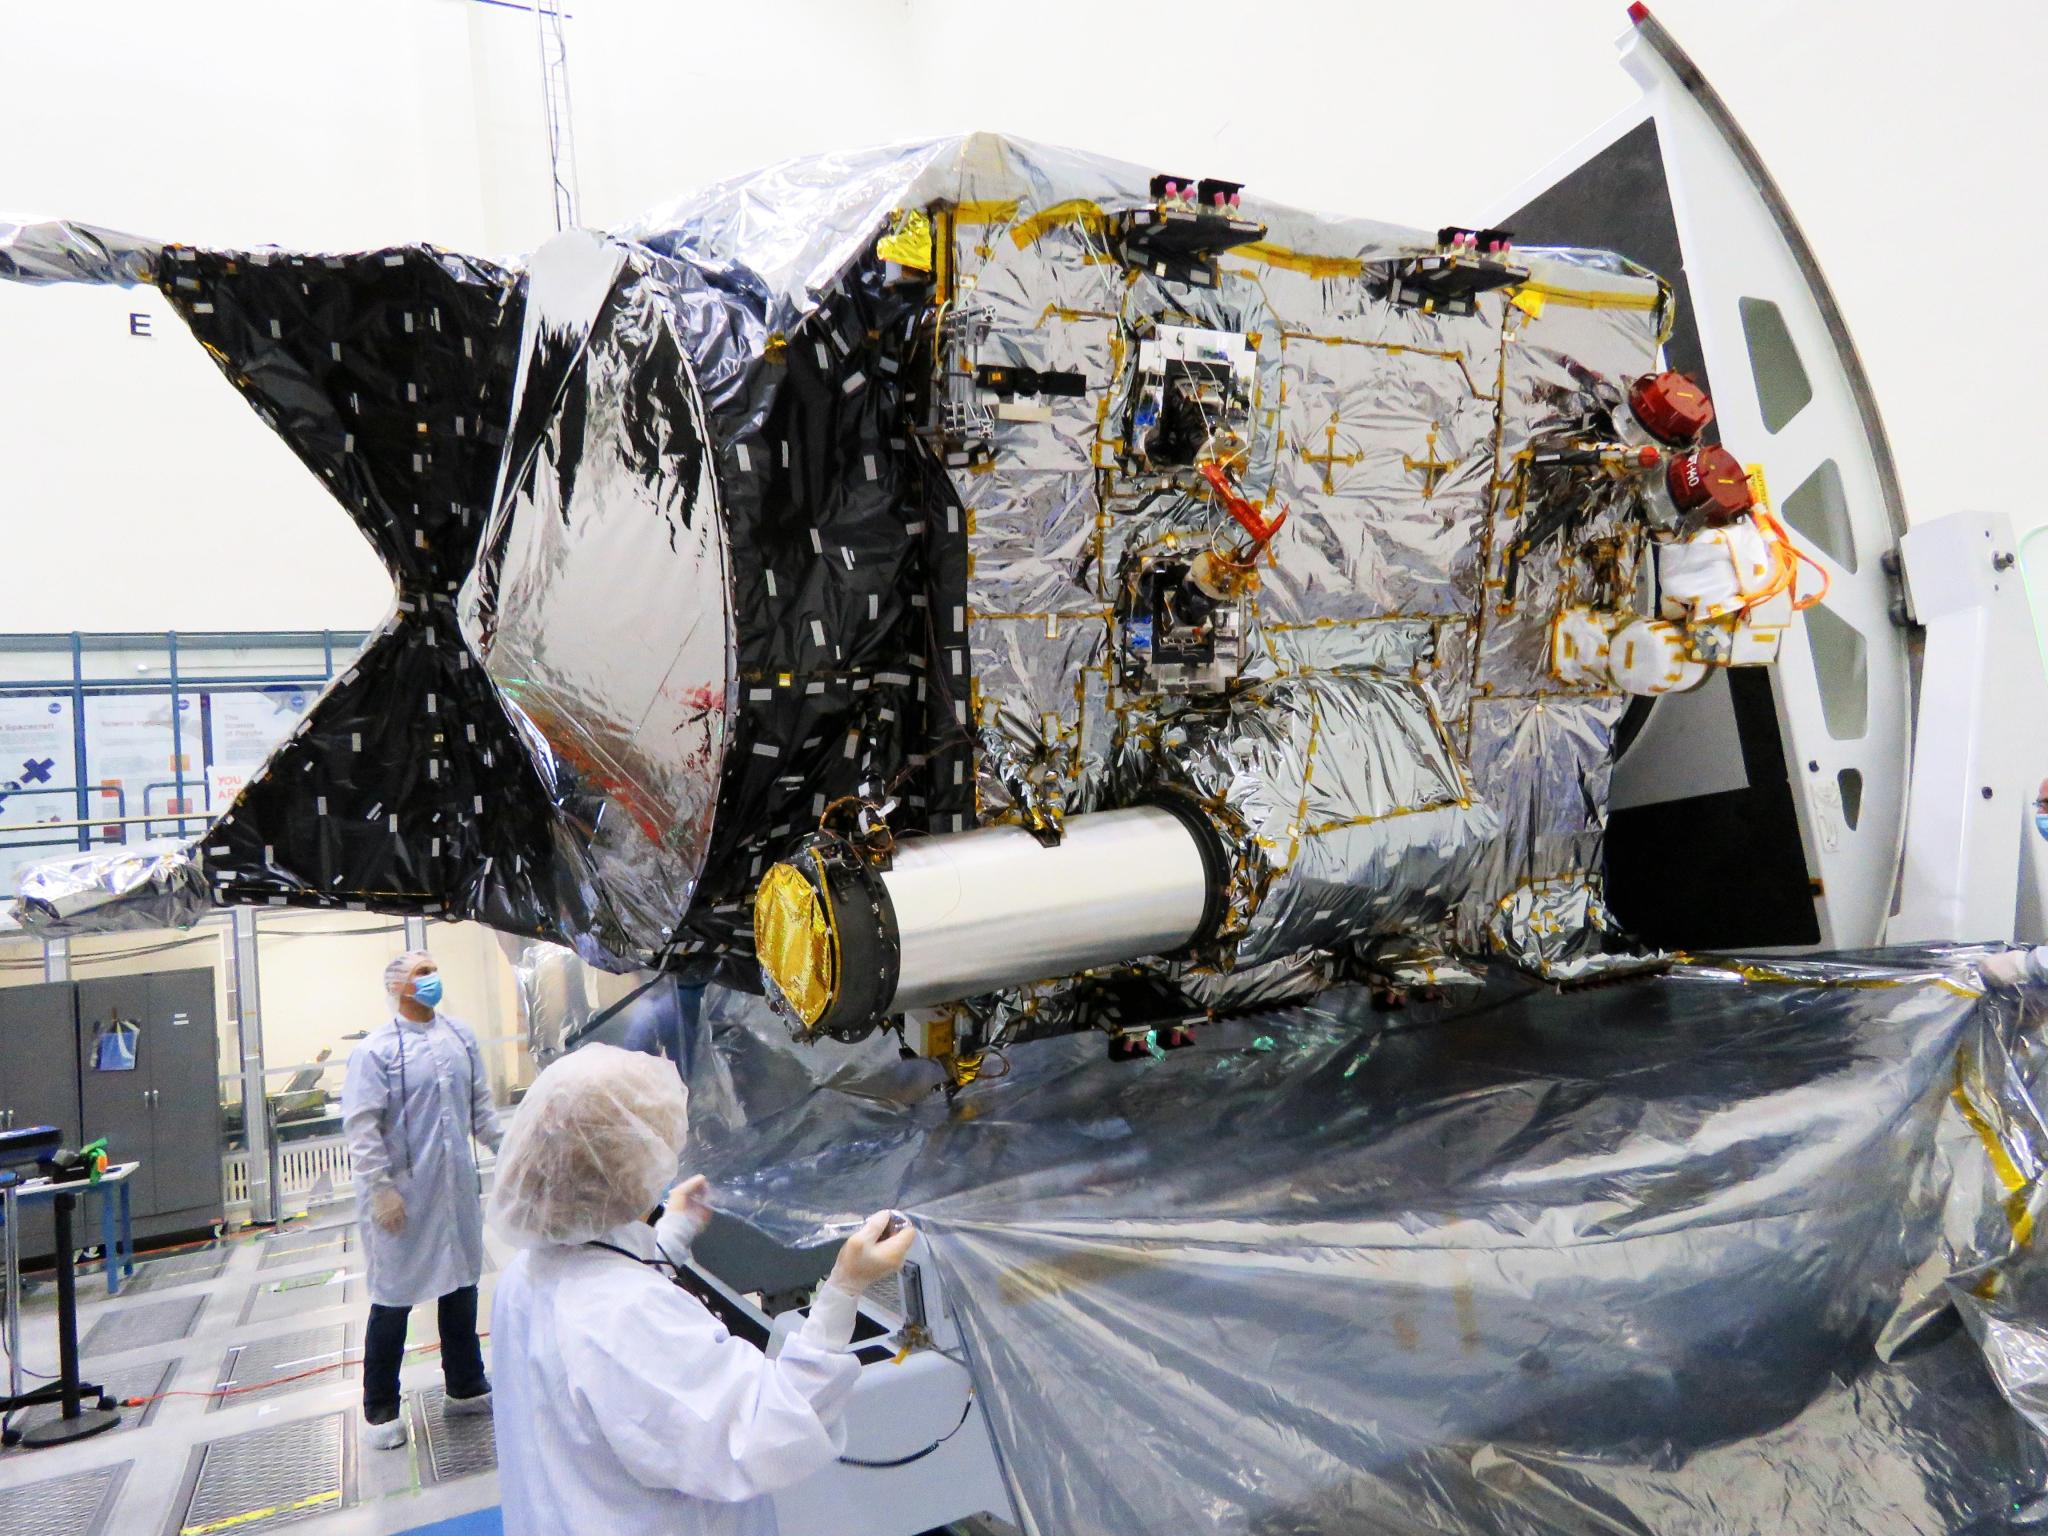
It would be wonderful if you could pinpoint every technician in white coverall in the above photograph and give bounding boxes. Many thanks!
[340,948,503,1449]
[487,1043,915,1536]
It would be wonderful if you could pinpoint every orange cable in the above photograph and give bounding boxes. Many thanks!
[118,1331,492,1407]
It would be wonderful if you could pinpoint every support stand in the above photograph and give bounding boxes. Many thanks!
[3,1186,120,1447]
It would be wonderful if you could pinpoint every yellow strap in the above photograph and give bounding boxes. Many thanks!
[1505,280,1662,312]
[1008,199,1108,248]
[953,198,1021,228]
[183,1490,342,1536]
[1228,242,1363,281]
[1951,1052,2037,1250]
[1675,954,1982,1000]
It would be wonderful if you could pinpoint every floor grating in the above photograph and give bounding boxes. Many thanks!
[169,1411,353,1536]
[0,1461,128,1536]
[119,1252,230,1295]
[2,1358,176,1447]
[238,1271,356,1327]
[211,1326,352,1411]
[79,1295,205,1359]
[258,1230,351,1271]
[409,1384,497,1485]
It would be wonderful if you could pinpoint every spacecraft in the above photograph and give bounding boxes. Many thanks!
[0,12,1924,1087]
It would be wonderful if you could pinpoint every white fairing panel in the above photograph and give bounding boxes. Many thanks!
[1487,11,1914,949]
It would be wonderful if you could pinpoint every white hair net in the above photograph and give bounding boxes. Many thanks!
[488,1043,689,1248]
[384,948,435,1002]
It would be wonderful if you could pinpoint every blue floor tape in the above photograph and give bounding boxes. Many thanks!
[396,1509,503,1536]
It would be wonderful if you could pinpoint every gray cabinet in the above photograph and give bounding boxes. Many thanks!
[0,982,84,1258]
[0,967,224,1262]
[143,970,223,1218]
[75,969,225,1245]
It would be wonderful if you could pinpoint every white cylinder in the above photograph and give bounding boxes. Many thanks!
[1607,618,1708,696]
[883,806,1214,1010]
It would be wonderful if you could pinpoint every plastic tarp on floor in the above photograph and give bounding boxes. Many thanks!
[684,950,2048,1534]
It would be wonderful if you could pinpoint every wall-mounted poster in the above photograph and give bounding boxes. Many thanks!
[0,694,77,897]
[83,692,197,839]
[203,688,313,811]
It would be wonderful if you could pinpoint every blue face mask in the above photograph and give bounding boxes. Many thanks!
[2036,813,2048,842]
[411,972,444,1009]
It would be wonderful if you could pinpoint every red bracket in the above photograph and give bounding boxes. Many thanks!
[1198,462,1287,545]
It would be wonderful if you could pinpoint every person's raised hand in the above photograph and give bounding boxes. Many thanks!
[666,1174,713,1228]
[1981,950,2032,992]
[829,1211,916,1294]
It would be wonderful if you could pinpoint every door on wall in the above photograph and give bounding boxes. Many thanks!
[0,982,83,1258]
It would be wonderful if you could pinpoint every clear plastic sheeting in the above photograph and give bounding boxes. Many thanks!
[10,838,211,934]
[622,139,962,336]
[1895,976,2048,1447]
[686,952,2048,1536]
[496,934,592,1066]
[0,218,158,285]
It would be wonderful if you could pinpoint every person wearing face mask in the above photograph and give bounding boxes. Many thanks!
[1977,778,2048,992]
[340,949,504,1448]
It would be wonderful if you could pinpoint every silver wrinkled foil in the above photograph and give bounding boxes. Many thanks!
[1482,874,1662,984]
[1133,673,1500,969]
[686,952,2048,1536]
[9,838,212,934]
[900,141,1667,977]
[0,218,159,285]
[463,232,734,958]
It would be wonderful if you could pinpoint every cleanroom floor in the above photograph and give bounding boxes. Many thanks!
[0,1196,506,1536]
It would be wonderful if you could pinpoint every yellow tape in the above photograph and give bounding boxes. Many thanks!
[1505,280,1662,312]
[183,1490,342,1536]
[953,198,1021,228]
[1008,199,1108,248]
[1676,954,1983,1001]
[1952,1050,2037,1251]
[1229,242,1364,281]
[875,209,934,272]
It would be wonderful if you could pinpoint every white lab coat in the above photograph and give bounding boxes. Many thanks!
[491,1218,863,1536]
[340,1011,503,1308]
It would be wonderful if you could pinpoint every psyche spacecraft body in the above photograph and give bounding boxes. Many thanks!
[3,125,1827,1078]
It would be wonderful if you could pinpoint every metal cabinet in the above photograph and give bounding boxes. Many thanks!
[141,970,222,1218]
[0,982,84,1258]
[75,969,224,1244]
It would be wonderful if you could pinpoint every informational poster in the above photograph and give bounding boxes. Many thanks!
[204,687,313,810]
[204,764,247,812]
[0,694,77,898]
[83,692,197,839]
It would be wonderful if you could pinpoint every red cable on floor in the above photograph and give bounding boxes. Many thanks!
[118,1331,492,1407]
